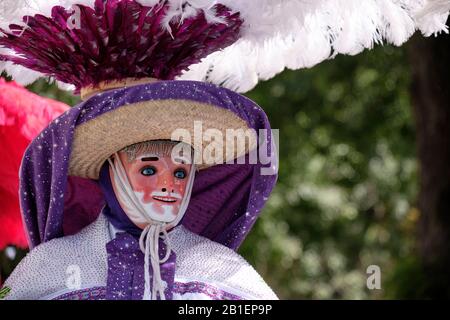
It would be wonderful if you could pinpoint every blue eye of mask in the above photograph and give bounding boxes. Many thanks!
[141,166,156,176]
[174,169,186,179]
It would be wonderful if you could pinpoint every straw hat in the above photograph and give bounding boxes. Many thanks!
[69,79,258,180]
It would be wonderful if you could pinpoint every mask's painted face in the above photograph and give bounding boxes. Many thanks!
[109,143,194,229]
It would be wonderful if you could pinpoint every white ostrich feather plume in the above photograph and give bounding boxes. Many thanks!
[0,0,449,93]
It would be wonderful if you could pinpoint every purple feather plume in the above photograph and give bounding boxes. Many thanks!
[0,0,242,93]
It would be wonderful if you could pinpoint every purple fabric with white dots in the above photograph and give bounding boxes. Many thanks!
[19,80,278,251]
[105,231,176,300]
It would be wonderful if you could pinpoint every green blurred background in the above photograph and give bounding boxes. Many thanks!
[241,44,417,299]
[2,32,449,299]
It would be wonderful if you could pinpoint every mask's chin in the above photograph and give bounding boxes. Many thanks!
[135,191,180,224]
[143,203,179,223]
[119,196,181,229]
[130,209,179,230]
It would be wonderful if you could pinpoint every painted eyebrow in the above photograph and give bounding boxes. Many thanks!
[141,156,159,162]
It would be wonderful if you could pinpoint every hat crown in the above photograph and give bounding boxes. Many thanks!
[80,77,158,100]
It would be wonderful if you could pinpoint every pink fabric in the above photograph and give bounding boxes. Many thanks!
[0,78,69,249]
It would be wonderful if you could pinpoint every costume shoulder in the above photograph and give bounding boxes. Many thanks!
[1,214,109,300]
[170,226,278,300]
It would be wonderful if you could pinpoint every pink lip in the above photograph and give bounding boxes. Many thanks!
[152,196,178,203]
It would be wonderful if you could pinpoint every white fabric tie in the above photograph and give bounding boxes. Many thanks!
[139,223,171,300]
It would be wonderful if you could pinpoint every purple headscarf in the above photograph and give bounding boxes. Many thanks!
[19,80,277,251]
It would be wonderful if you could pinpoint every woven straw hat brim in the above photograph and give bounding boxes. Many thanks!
[69,99,257,179]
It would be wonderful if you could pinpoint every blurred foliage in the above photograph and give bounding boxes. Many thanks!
[0,248,27,285]
[1,44,420,299]
[240,44,418,299]
[28,80,81,106]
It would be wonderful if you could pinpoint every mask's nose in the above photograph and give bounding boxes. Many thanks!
[157,169,175,193]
